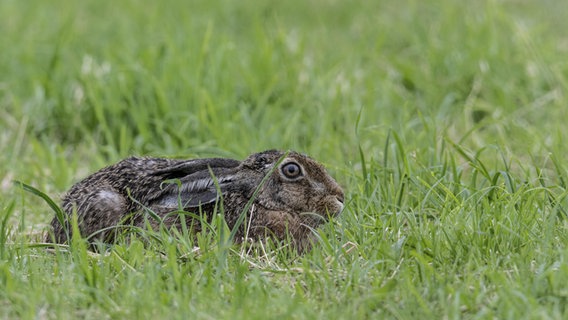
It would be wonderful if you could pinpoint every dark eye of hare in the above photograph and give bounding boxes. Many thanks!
[281,162,302,179]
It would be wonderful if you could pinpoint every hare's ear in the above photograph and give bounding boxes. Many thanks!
[154,158,240,180]
[150,175,234,210]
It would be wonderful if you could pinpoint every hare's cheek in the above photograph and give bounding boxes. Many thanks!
[264,210,301,238]
[277,188,312,211]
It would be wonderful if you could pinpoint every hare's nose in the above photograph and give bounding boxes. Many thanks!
[336,193,345,204]
[335,195,345,215]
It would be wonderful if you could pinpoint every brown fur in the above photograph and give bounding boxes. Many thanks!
[47,150,344,253]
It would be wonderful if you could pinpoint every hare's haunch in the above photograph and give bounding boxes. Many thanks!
[47,150,344,253]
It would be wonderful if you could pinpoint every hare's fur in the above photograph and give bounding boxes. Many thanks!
[47,150,344,253]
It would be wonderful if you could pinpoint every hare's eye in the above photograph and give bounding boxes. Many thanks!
[281,162,302,179]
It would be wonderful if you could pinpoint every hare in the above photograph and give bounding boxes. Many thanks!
[47,150,344,253]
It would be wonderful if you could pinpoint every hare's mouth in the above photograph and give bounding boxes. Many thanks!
[297,198,343,225]
[323,195,344,218]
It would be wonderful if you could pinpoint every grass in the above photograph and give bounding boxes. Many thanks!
[2,0,568,318]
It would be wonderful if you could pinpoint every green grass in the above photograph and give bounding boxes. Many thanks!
[2,0,568,318]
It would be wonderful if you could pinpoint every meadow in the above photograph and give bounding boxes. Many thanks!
[2,0,568,318]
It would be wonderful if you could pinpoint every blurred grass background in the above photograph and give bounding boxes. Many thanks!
[2,0,568,318]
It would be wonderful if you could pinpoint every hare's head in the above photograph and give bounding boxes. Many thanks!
[238,150,345,224]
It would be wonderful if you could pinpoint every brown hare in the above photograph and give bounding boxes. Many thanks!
[47,150,344,253]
